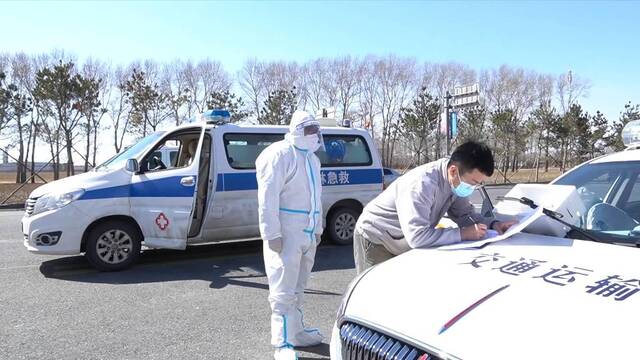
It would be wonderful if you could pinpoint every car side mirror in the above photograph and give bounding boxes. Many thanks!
[125,159,139,173]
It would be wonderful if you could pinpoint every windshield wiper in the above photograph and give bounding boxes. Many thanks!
[496,196,610,244]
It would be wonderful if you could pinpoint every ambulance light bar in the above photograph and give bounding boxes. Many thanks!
[201,109,231,125]
[622,120,640,150]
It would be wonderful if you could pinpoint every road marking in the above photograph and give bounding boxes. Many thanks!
[0,239,21,244]
[0,264,40,271]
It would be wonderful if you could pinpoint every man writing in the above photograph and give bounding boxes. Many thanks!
[354,141,516,274]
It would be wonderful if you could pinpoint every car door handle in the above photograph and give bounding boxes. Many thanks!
[180,176,195,187]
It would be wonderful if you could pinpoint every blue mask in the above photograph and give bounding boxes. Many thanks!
[452,173,476,197]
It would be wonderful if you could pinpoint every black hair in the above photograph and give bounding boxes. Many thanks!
[448,141,495,176]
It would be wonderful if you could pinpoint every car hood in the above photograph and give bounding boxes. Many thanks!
[29,170,126,199]
[343,233,640,360]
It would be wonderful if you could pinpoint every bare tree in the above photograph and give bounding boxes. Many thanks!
[557,70,590,114]
[185,59,231,114]
[8,53,39,182]
[334,56,363,120]
[107,65,131,153]
[34,60,85,177]
[481,65,538,172]
[374,55,418,166]
[238,58,266,119]
[303,58,331,114]
[81,58,109,168]
[161,60,190,125]
[356,56,380,139]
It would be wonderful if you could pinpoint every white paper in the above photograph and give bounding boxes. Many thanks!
[438,207,544,250]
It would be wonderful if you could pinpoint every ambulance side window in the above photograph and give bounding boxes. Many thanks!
[142,132,201,173]
[223,133,284,169]
[317,135,372,167]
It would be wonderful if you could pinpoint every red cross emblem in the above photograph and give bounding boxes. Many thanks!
[155,213,169,231]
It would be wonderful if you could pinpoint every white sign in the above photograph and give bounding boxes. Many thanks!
[454,83,479,96]
[453,94,480,107]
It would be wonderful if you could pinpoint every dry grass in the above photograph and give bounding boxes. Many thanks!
[0,183,42,206]
[0,171,79,183]
[487,168,563,184]
[0,171,86,206]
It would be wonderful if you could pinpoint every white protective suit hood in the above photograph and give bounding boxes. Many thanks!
[285,110,324,152]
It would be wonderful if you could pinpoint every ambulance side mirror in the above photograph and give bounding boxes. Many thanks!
[125,159,139,174]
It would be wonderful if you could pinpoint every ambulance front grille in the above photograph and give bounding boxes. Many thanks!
[25,197,37,216]
[340,321,440,360]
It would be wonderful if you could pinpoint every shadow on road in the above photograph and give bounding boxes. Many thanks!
[299,342,331,360]
[39,241,354,296]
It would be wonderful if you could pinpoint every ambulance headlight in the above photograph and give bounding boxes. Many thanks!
[32,189,85,215]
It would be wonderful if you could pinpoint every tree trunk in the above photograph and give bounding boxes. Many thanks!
[66,131,74,176]
[114,122,120,153]
[535,147,541,183]
[143,116,148,137]
[55,137,61,180]
[51,138,59,181]
[544,137,550,173]
[31,125,38,184]
[561,140,567,173]
[15,118,26,183]
[85,122,91,173]
[92,123,98,167]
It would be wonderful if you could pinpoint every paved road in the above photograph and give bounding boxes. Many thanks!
[0,186,512,360]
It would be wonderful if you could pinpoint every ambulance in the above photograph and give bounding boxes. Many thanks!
[330,121,640,360]
[22,110,383,271]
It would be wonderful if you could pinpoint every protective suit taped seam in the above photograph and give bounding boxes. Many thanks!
[279,208,311,214]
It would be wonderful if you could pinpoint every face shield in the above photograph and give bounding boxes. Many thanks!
[300,123,325,152]
[288,111,324,152]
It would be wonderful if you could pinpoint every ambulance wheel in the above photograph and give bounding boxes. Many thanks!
[328,207,359,245]
[85,220,142,271]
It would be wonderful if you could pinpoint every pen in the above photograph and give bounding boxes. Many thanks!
[467,215,478,231]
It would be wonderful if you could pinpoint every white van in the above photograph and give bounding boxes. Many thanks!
[22,116,383,271]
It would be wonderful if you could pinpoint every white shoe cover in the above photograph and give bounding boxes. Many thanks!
[292,328,324,347]
[274,346,298,360]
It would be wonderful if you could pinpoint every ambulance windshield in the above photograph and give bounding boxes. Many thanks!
[96,132,165,171]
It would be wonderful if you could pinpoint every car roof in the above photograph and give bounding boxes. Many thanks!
[589,148,640,164]
[214,123,369,135]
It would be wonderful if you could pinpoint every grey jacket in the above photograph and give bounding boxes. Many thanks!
[356,158,494,255]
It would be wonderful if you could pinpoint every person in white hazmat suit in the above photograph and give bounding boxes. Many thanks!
[256,110,325,360]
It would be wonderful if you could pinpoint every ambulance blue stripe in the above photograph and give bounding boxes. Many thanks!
[217,168,383,192]
[79,176,195,200]
[78,168,383,199]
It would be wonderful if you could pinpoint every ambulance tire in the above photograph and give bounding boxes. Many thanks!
[327,207,359,245]
[85,220,142,272]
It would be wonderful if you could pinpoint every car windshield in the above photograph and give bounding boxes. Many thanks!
[96,132,165,171]
[554,161,640,245]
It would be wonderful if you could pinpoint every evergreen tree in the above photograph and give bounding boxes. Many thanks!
[258,87,297,125]
[607,102,640,151]
[124,69,170,137]
[399,87,440,164]
[207,90,249,123]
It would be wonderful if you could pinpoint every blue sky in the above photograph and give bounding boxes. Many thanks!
[2,0,639,123]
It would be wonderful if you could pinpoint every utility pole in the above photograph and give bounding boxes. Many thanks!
[445,91,452,154]
[444,84,480,155]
